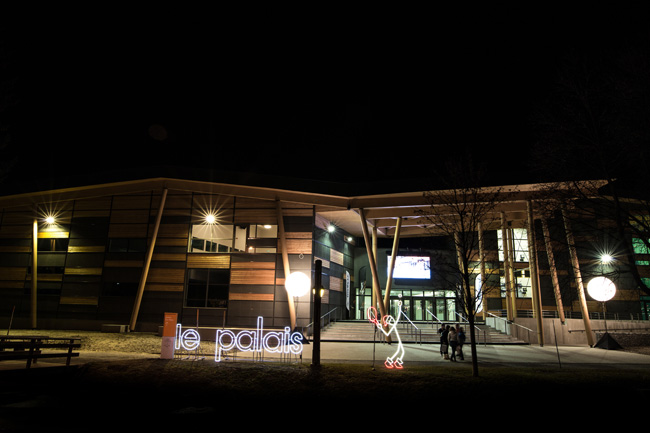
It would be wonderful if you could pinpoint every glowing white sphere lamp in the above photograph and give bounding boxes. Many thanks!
[587,276,621,349]
[285,272,311,297]
[587,276,616,302]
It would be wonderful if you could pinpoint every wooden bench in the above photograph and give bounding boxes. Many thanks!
[0,335,81,368]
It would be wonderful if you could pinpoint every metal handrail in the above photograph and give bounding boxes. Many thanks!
[398,311,422,344]
[304,307,339,337]
[454,312,487,345]
[486,311,534,341]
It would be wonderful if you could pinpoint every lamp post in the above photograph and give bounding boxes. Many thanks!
[587,276,621,349]
[312,260,322,368]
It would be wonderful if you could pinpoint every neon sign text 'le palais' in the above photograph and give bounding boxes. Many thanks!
[175,316,304,362]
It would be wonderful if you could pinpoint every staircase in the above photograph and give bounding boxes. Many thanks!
[318,320,528,345]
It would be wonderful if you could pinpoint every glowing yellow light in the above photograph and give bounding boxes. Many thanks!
[205,214,216,224]
[327,224,335,233]
[45,216,55,224]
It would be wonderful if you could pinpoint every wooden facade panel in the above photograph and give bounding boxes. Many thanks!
[0,267,27,280]
[65,267,103,276]
[38,231,70,239]
[145,283,184,292]
[286,232,312,239]
[229,292,274,301]
[186,254,230,268]
[330,276,343,292]
[68,246,106,253]
[152,253,187,262]
[147,268,185,284]
[330,250,344,266]
[230,261,275,270]
[60,296,98,306]
[233,209,276,224]
[285,239,312,254]
[230,269,276,285]
[156,238,188,247]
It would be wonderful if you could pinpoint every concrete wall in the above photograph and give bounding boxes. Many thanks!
[503,317,650,347]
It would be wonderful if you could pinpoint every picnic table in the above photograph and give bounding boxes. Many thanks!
[0,335,81,368]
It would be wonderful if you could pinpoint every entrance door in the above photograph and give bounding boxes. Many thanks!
[435,298,456,322]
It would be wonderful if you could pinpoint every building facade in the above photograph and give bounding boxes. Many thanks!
[0,176,647,336]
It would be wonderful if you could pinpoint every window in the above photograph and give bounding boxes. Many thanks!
[190,224,277,253]
[186,268,230,308]
[498,228,529,262]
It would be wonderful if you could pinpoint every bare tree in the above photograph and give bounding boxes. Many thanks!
[418,156,514,377]
[529,40,650,298]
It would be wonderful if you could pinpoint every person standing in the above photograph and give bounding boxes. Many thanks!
[448,326,458,361]
[439,324,449,359]
[457,327,466,360]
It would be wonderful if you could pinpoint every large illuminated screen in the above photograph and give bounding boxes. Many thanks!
[390,255,431,279]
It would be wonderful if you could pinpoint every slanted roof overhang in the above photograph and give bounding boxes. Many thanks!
[0,177,608,238]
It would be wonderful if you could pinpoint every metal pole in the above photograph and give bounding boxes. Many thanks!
[31,218,38,329]
[130,188,168,331]
[312,259,322,368]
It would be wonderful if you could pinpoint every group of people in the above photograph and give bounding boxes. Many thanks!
[438,324,465,361]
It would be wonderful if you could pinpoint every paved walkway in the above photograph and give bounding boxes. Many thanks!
[3,341,649,370]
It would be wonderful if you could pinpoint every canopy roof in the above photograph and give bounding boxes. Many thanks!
[0,174,607,239]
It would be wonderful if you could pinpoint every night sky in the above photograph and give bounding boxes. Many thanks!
[1,5,649,192]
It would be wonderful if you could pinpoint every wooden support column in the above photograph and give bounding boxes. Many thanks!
[31,218,38,329]
[526,201,544,346]
[358,209,386,319]
[383,217,402,314]
[276,200,297,330]
[500,213,514,321]
[130,188,168,332]
[541,217,566,323]
[562,208,595,346]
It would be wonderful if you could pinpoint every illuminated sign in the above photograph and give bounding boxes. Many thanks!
[173,316,304,362]
[367,302,405,369]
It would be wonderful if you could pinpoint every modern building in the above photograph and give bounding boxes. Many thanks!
[0,171,647,345]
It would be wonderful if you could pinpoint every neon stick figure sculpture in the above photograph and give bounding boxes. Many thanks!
[367,301,405,369]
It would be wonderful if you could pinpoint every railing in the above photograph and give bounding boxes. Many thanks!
[493,309,648,322]
[304,307,340,338]
[454,312,488,345]
[486,312,534,342]
[398,311,422,344]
